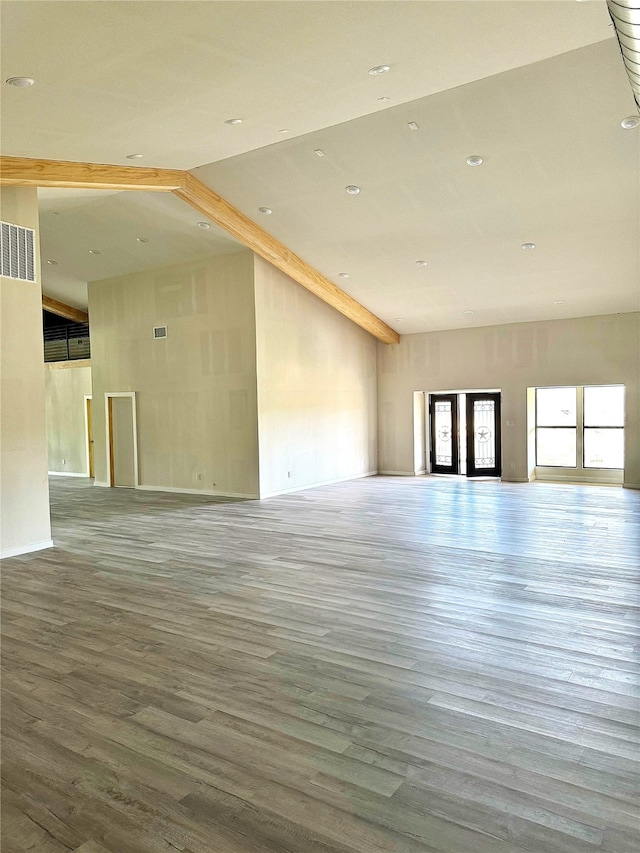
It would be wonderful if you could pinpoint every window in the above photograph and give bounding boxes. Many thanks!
[535,385,624,471]
[535,387,577,467]
[583,385,624,469]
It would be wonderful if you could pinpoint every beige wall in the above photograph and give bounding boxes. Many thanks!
[377,313,640,488]
[88,251,260,497]
[45,362,92,474]
[254,256,377,497]
[0,187,52,557]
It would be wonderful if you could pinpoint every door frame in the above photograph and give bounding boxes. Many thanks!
[84,395,94,478]
[105,392,139,488]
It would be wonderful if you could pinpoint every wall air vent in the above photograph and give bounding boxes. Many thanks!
[0,221,36,282]
[153,325,168,339]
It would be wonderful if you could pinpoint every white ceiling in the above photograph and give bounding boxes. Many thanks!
[2,1,638,333]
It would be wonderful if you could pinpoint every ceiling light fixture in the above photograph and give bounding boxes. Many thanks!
[197,221,210,229]
[126,153,143,160]
[338,272,350,278]
[368,65,390,76]
[415,260,428,267]
[621,116,639,129]
[46,259,57,265]
[314,149,326,157]
[6,76,34,87]
[345,185,361,195]
[554,300,566,305]
[466,155,483,166]
[394,318,404,322]
[89,249,101,255]
[225,118,243,125]
[136,237,149,243]
[258,207,272,215]
[463,310,474,316]
[278,128,289,134]
[521,242,536,250]
[408,122,419,131]
[377,96,390,102]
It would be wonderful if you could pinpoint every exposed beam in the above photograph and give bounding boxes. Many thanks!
[0,157,184,191]
[174,174,399,344]
[2,156,399,343]
[42,295,89,324]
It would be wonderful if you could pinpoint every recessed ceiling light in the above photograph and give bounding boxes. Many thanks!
[521,242,536,250]
[278,128,289,134]
[225,118,243,125]
[46,259,57,265]
[368,65,390,76]
[345,185,361,195]
[314,149,326,157]
[377,96,390,102]
[394,318,404,322]
[6,76,34,87]
[463,310,474,316]
[415,260,428,267]
[197,221,210,229]
[554,300,566,305]
[408,122,419,131]
[466,155,483,166]
[338,272,350,278]
[126,153,143,160]
[89,249,101,255]
[258,207,272,215]
[621,116,639,129]
[136,237,149,243]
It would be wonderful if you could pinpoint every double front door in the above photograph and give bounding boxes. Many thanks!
[430,392,501,477]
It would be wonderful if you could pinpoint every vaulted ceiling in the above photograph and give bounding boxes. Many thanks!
[2,1,638,335]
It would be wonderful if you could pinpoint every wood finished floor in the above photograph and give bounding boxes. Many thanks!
[1,476,639,853]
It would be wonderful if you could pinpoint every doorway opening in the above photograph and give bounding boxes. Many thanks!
[105,392,138,488]
[84,395,94,478]
[428,391,502,477]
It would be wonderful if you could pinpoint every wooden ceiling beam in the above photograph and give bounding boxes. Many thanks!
[174,174,399,344]
[0,156,184,191]
[42,295,89,324]
[1,156,399,343]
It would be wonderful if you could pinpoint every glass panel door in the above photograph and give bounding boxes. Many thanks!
[466,393,501,477]
[430,394,459,474]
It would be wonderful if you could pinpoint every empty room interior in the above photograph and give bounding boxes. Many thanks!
[1,2,639,852]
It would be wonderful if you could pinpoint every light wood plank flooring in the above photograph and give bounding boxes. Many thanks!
[1,475,639,853]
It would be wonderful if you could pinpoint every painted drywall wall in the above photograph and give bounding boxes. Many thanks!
[45,361,92,474]
[377,313,640,488]
[254,255,377,497]
[0,187,52,557]
[88,250,260,497]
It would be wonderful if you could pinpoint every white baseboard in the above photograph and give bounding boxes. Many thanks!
[378,470,416,476]
[1,539,54,560]
[501,477,530,483]
[414,469,427,476]
[48,471,89,478]
[93,481,110,488]
[260,470,377,499]
[136,484,258,499]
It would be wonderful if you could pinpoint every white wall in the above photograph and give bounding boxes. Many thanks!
[254,256,378,497]
[377,313,639,488]
[45,361,92,475]
[88,250,260,497]
[0,187,52,558]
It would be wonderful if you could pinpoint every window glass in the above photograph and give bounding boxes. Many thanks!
[536,387,576,426]
[584,428,624,469]
[584,385,624,427]
[536,428,577,467]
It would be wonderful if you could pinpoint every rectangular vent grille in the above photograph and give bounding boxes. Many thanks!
[1,221,36,282]
[153,325,168,339]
